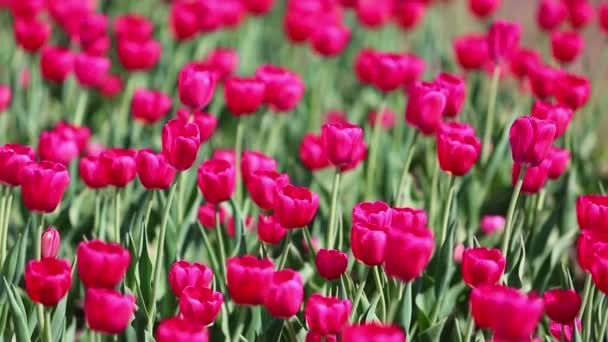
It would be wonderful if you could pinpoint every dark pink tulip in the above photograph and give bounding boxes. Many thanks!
[21,161,71,213]
[480,215,505,234]
[14,17,50,53]
[531,100,573,138]
[226,255,274,305]
[10,0,45,18]
[509,116,556,167]
[342,323,406,342]
[394,1,426,31]
[40,46,73,83]
[0,85,10,112]
[487,19,522,62]
[246,171,290,211]
[197,159,236,204]
[543,289,581,325]
[310,24,351,57]
[438,121,476,136]
[305,294,351,335]
[528,62,559,99]
[180,110,218,144]
[241,150,277,184]
[117,38,161,71]
[299,133,331,171]
[74,53,111,87]
[568,1,594,29]
[113,14,153,42]
[169,1,201,41]
[178,62,217,110]
[356,0,392,29]
[136,149,176,190]
[367,108,396,129]
[162,119,201,171]
[509,48,541,79]
[437,127,481,176]
[405,81,447,135]
[155,317,209,342]
[98,75,123,98]
[512,160,551,194]
[212,149,236,165]
[537,0,567,31]
[169,260,213,297]
[0,144,35,186]
[264,269,304,318]
[435,73,466,118]
[315,249,348,281]
[354,49,378,85]
[554,72,591,111]
[600,3,608,33]
[242,0,274,15]
[224,77,266,116]
[385,224,434,282]
[321,122,364,168]
[179,286,223,326]
[255,65,304,112]
[546,147,570,180]
[550,319,581,342]
[257,214,287,245]
[462,247,506,287]
[79,13,108,48]
[577,195,608,232]
[453,34,490,71]
[205,48,239,80]
[131,89,172,125]
[468,0,501,18]
[38,130,79,166]
[79,155,107,189]
[551,31,584,64]
[99,148,137,188]
[274,184,320,229]
[198,203,227,229]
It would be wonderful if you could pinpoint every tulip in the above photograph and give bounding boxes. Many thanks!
[257,214,287,245]
[224,77,266,116]
[528,62,559,99]
[543,289,581,325]
[198,203,227,229]
[25,258,72,306]
[394,1,426,30]
[47,0,95,38]
[405,81,447,135]
[351,222,388,267]
[315,249,348,281]
[371,52,410,92]
[178,62,217,110]
[321,122,365,168]
[14,17,50,53]
[156,317,209,342]
[179,286,223,326]
[170,1,202,41]
[600,3,608,34]
[79,156,107,189]
[568,1,594,29]
[299,133,331,171]
[468,0,501,18]
[11,0,45,18]
[212,149,236,165]
[98,75,123,98]
[99,148,137,188]
[77,240,131,288]
[74,53,111,87]
[306,332,338,342]
[310,24,351,57]
[162,119,201,171]
[274,184,320,229]
[352,201,392,227]
[242,0,274,15]
[461,247,506,287]
[226,255,274,305]
[354,49,378,84]
[85,288,136,335]
[113,14,153,42]
[480,215,505,234]
[131,89,172,125]
[591,244,608,294]
[41,227,60,259]
[487,20,522,62]
[240,151,277,184]
[512,160,551,194]
[40,46,73,83]
[136,149,176,190]
[79,13,108,48]
[551,31,584,64]
[385,225,434,282]
[0,85,10,112]
[342,323,406,342]
[537,0,567,31]
[117,38,161,71]
[435,73,466,118]
[510,48,541,79]
[255,65,305,112]
[246,171,290,211]
[436,127,481,176]
[264,269,304,318]
[197,159,236,204]
[546,147,570,180]
[305,294,351,335]
[577,195,608,231]
[577,229,608,272]
[509,116,556,167]
[52,121,90,153]
[38,130,80,166]
[356,0,392,29]
[367,108,396,129]
[21,161,70,213]
[550,319,582,342]
[204,48,239,80]
[188,111,218,144]
[554,72,591,111]
[453,34,490,71]
[390,207,428,230]
[0,144,35,186]
[531,101,573,138]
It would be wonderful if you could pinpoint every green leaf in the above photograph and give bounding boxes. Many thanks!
[51,257,76,342]
[228,198,246,257]
[3,278,29,342]
[245,306,262,341]
[138,222,153,316]
[362,294,380,323]
[398,282,413,332]
[417,318,447,342]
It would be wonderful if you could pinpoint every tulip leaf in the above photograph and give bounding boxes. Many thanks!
[51,257,76,342]
[417,318,447,342]
[0,221,29,304]
[245,306,262,341]
[362,294,380,323]
[138,222,153,316]
[3,279,28,342]
[229,198,246,257]
[398,282,413,332]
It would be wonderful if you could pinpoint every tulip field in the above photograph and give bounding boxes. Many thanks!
[1,0,608,341]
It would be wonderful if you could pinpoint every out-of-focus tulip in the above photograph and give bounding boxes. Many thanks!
[113,14,154,42]
[99,148,137,188]
[136,149,176,190]
[385,225,434,282]
[14,17,50,53]
[310,24,351,57]
[255,65,305,112]
[543,289,581,325]
[480,215,505,234]
[551,31,584,64]
[405,81,447,135]
[436,126,481,176]
[197,203,227,229]
[299,133,331,171]
[468,0,501,19]
[155,317,209,342]
[197,159,236,204]
[537,0,567,31]
[162,119,201,171]
[554,72,591,111]
[531,101,573,138]
[131,89,172,125]
[435,73,466,118]
[509,116,556,167]
[487,19,522,62]
[246,171,290,211]
[79,156,107,189]
[224,77,266,115]
[341,323,406,342]
[264,269,304,318]
[169,260,213,297]
[178,62,217,110]
[40,46,73,83]
[74,53,111,87]
[0,144,35,186]
[321,122,365,168]
[512,159,551,194]
[453,34,490,71]
[117,38,162,71]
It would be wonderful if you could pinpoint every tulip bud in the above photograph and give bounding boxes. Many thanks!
[356,0,392,28]
[226,255,274,305]
[315,249,348,281]
[169,1,201,41]
[434,73,466,118]
[136,149,176,190]
[554,72,591,111]
[453,34,490,71]
[551,31,584,64]
[98,74,123,98]
[41,227,60,259]
[487,19,521,62]
[405,81,447,135]
[255,65,305,112]
[310,25,351,57]
[0,85,10,112]
[274,185,320,229]
[461,247,506,287]
[591,244,608,295]
[436,124,481,176]
[264,269,304,318]
[99,148,137,188]
[600,3,608,34]
[550,319,581,342]
[197,203,227,229]
[197,159,236,204]
[480,215,505,234]
[14,17,50,53]
[394,1,426,31]
[543,289,581,325]
[205,48,239,80]
[509,116,556,167]
[162,119,201,171]
[321,122,365,168]
[536,0,567,31]
[568,1,594,29]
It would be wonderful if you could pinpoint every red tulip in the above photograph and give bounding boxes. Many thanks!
[590,244,608,294]
[461,247,506,287]
[550,319,582,342]
[600,3,608,33]
[113,14,153,42]
[351,223,389,266]
[21,161,70,213]
[305,294,351,335]
[136,149,176,190]
[79,156,107,189]
[117,38,161,72]
[554,72,591,111]
[342,323,406,342]
[528,62,559,99]
[487,19,521,62]
[435,73,466,118]
[14,17,50,53]
[41,227,60,259]
[321,122,365,168]
[77,240,131,288]
[85,288,136,335]
[224,77,266,116]
[197,159,236,204]
[310,24,351,57]
[436,125,481,176]
[509,116,556,167]
[179,286,223,326]
[468,0,501,18]
[537,0,567,31]
[543,289,581,325]
[385,225,434,282]
[40,46,73,83]
[178,62,217,110]
[453,34,490,71]
[509,48,541,79]
[531,101,572,138]
[131,89,172,125]
[226,255,274,305]
[242,0,274,15]
[577,195,608,231]
[0,143,35,186]
[577,229,608,272]
[74,53,111,87]
[394,1,426,30]
[246,171,290,211]
[25,258,72,306]
[513,160,551,194]
[274,184,320,229]
[257,214,287,245]
[551,31,584,64]
[546,147,570,180]
[405,81,447,135]
[162,119,201,171]
[356,0,392,29]
[255,65,305,112]
[204,48,239,80]
[197,203,227,229]
[299,133,331,171]
[568,1,594,29]
[38,130,79,166]
[156,317,209,342]
[480,215,505,234]
[99,148,137,188]
[315,249,348,281]
[264,269,304,318]
[0,85,10,112]
[98,74,124,98]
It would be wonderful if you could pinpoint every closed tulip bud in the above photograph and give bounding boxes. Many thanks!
[85,288,136,335]
[315,249,348,281]
[205,48,239,80]
[170,1,201,41]
[224,77,266,116]
[40,46,73,83]
[179,287,223,326]
[255,65,305,112]
[305,294,351,335]
[136,149,176,190]
[488,20,521,62]
[98,74,123,98]
[299,133,330,171]
[14,17,50,53]
[512,160,551,194]
[543,289,581,325]
[550,319,582,342]
[437,127,481,176]
[342,323,406,342]
[117,38,161,71]
[385,225,434,282]
[99,148,137,188]
[0,143,35,186]
[77,240,131,288]
[246,171,290,211]
[461,247,506,287]
[405,81,447,135]
[367,108,396,129]
[547,147,570,179]
[227,255,274,305]
[156,316,209,342]
[74,53,111,87]
[468,0,501,18]
[554,72,591,111]
[41,227,60,259]
[531,101,573,138]
[577,195,608,231]
[600,3,608,34]
[510,48,541,79]
[257,214,287,245]
[0,85,10,112]
[394,1,426,30]
[274,184,320,229]
[264,269,304,318]
[79,156,107,189]
[310,25,351,57]
[38,130,79,166]
[434,73,466,118]
[321,122,364,168]
[25,258,72,306]
[197,203,227,229]
[537,0,567,31]
[21,161,70,213]
[114,14,153,42]
[480,215,505,234]
[162,119,201,171]
[568,1,594,29]
[356,0,392,28]
[197,159,235,204]
[131,89,173,125]
[242,0,274,15]
[551,31,584,64]
[178,62,217,110]
[591,245,608,294]
[453,34,490,71]
[509,116,556,166]
[528,62,559,99]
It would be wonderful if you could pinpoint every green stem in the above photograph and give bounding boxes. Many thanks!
[500,166,526,258]
[286,319,298,342]
[0,187,9,264]
[73,90,89,127]
[147,182,178,334]
[598,294,608,342]
[584,285,595,342]
[428,160,440,228]
[395,131,419,207]
[176,172,185,226]
[350,268,369,322]
[439,176,456,247]
[580,274,592,318]
[303,225,317,260]
[481,65,501,165]
[365,95,388,199]
[277,231,292,269]
[93,191,101,238]
[143,191,155,231]
[234,117,245,206]
[373,266,387,322]
[36,304,45,342]
[36,214,44,260]
[264,113,285,156]
[464,313,474,342]
[327,170,342,249]
[43,309,52,342]
[215,206,228,281]
[114,188,121,243]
